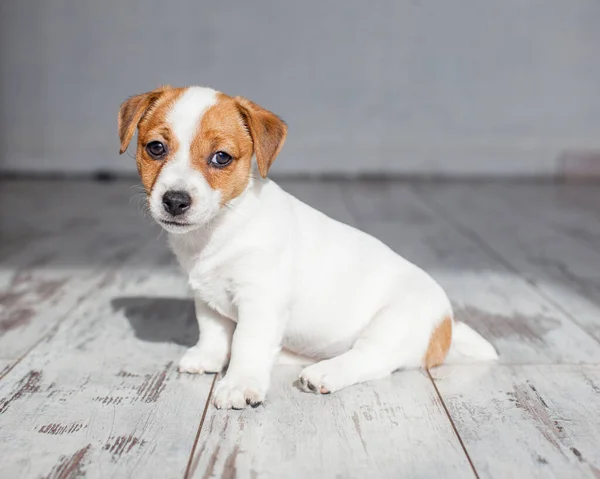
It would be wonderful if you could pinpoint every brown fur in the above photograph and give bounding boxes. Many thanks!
[423,316,452,368]
[118,85,171,155]
[189,93,287,203]
[118,85,186,192]
[133,88,186,192]
[235,96,287,178]
[190,93,255,204]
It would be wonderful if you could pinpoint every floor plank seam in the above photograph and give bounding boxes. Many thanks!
[184,374,218,479]
[0,322,64,382]
[426,369,480,479]
[409,186,600,349]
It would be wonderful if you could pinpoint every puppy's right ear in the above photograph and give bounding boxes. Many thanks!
[118,86,170,154]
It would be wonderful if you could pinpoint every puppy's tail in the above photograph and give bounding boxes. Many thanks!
[445,321,498,364]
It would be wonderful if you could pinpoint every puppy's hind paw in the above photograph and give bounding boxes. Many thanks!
[298,368,331,395]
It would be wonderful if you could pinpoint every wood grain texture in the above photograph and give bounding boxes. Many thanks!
[0,237,213,479]
[0,180,148,261]
[559,186,600,223]
[412,183,600,345]
[342,182,600,364]
[190,366,474,479]
[0,234,147,360]
[431,365,600,479]
[493,183,600,257]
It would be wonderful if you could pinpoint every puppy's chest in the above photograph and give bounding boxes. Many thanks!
[171,240,241,319]
[188,262,237,320]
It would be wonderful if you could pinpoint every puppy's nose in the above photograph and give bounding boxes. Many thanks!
[162,190,191,216]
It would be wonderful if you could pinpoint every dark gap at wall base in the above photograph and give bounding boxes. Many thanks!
[1,170,600,185]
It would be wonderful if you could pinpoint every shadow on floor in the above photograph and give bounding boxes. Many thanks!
[111,296,198,347]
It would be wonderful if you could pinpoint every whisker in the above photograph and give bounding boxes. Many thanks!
[223,202,244,218]
[129,184,145,193]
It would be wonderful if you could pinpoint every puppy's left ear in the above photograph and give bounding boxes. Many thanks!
[118,85,170,155]
[235,97,287,178]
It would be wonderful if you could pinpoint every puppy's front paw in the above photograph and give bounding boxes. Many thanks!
[213,376,266,410]
[178,346,227,374]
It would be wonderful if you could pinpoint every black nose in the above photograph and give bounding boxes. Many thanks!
[162,190,191,216]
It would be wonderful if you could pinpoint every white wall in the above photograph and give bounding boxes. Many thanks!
[1,1,600,177]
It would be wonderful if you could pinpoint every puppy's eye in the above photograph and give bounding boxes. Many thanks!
[210,151,233,167]
[146,141,166,159]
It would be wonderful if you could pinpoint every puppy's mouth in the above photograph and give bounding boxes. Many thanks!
[154,217,201,234]
[159,219,192,227]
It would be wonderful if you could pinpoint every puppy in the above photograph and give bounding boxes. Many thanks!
[118,85,498,409]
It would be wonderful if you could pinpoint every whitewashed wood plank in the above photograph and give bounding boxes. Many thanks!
[342,180,429,223]
[431,365,600,478]
[0,179,147,260]
[0,180,152,272]
[553,184,600,218]
[0,360,12,379]
[342,183,600,364]
[493,183,600,256]
[190,366,474,479]
[0,235,152,360]
[0,181,164,360]
[0,239,212,479]
[413,183,600,345]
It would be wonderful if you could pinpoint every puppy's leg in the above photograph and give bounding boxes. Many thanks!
[299,302,444,394]
[213,299,284,409]
[298,348,391,394]
[178,297,235,374]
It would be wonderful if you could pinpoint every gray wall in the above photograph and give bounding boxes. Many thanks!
[2,1,600,177]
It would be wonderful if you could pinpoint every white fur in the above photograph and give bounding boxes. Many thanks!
[149,87,220,234]
[446,322,500,364]
[145,88,498,409]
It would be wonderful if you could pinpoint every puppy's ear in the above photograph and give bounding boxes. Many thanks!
[235,97,287,178]
[118,86,170,154]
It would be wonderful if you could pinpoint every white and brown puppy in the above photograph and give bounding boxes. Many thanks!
[118,85,498,409]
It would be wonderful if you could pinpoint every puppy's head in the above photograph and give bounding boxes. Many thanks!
[118,86,287,233]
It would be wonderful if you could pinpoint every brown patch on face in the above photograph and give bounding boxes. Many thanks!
[188,93,287,204]
[423,316,452,369]
[190,94,255,204]
[117,86,186,193]
[135,88,187,192]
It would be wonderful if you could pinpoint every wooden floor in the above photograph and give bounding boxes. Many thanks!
[1,179,600,479]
